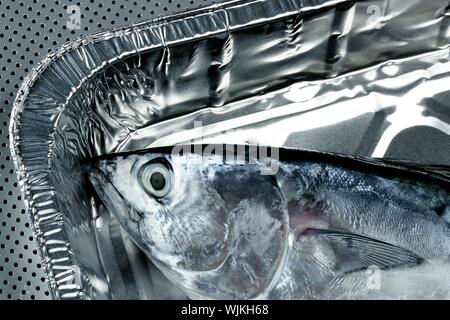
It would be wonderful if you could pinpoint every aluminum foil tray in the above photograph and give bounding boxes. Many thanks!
[9,0,450,299]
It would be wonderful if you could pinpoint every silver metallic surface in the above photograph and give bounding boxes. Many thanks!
[0,0,221,300]
[8,0,450,299]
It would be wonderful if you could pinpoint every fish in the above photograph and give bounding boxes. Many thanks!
[87,144,450,299]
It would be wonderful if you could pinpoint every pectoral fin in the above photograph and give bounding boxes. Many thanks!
[309,229,424,274]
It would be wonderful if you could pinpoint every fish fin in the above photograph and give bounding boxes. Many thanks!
[310,229,424,274]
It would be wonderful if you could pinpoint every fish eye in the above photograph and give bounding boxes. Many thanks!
[141,161,172,198]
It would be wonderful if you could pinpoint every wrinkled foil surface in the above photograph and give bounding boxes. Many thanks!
[9,0,450,299]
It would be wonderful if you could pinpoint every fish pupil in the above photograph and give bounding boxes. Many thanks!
[150,171,166,191]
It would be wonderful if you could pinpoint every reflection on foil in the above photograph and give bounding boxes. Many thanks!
[9,0,450,299]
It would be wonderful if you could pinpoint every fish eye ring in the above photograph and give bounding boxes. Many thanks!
[141,162,172,198]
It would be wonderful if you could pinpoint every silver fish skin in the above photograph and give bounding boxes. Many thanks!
[88,146,450,299]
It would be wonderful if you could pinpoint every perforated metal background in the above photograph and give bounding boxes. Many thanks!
[0,0,220,300]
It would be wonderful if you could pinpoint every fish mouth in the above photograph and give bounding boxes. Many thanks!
[88,165,109,189]
[88,165,143,239]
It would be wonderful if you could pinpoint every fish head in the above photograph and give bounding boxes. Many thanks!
[88,146,288,298]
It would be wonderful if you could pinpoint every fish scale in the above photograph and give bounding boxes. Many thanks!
[283,162,450,257]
